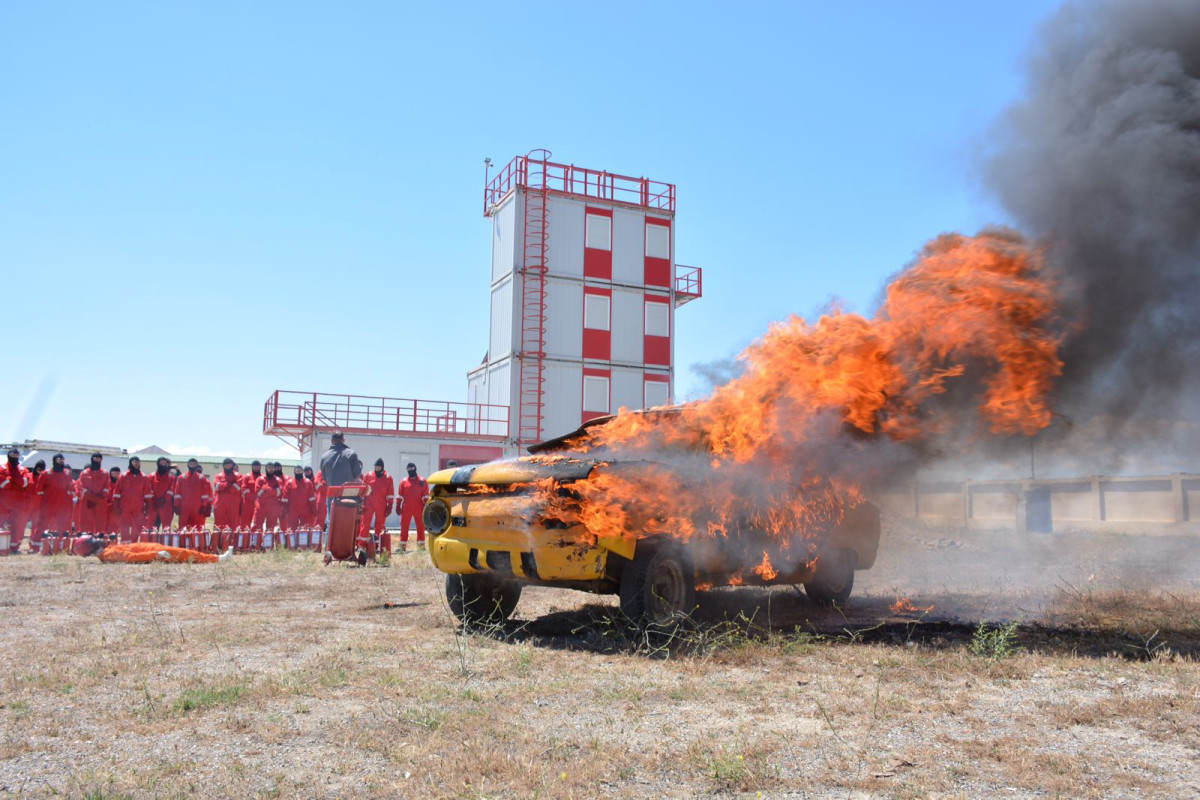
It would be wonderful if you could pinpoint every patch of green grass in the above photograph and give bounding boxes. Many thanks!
[403,706,446,731]
[9,699,31,719]
[700,745,749,791]
[970,621,1020,660]
[319,667,349,688]
[172,681,250,714]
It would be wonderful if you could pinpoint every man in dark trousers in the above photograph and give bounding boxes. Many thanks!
[318,432,362,545]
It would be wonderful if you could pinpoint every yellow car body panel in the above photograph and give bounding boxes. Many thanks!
[425,476,629,582]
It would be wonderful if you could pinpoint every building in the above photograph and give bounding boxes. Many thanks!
[470,150,701,446]
[6,440,127,475]
[262,151,702,473]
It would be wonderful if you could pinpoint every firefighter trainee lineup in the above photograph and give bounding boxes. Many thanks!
[0,447,430,555]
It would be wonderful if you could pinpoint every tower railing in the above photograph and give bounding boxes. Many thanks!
[484,154,676,216]
[263,391,509,452]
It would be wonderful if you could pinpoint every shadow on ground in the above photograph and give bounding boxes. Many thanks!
[471,586,1200,660]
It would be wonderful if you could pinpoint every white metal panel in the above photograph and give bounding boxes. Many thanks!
[611,367,642,413]
[645,222,670,259]
[547,196,584,277]
[467,370,485,406]
[543,361,583,440]
[583,375,609,413]
[612,207,645,285]
[544,278,582,360]
[585,214,611,250]
[489,277,514,359]
[645,298,670,337]
[584,294,610,330]
[644,378,670,408]
[491,194,518,283]
[486,360,511,412]
[611,286,643,364]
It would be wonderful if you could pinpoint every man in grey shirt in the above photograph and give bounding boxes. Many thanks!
[318,432,362,544]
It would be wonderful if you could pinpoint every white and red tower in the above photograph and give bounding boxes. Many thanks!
[468,150,702,448]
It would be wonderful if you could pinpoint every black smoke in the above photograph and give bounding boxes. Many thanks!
[988,0,1200,426]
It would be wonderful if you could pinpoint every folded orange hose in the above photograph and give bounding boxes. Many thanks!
[97,542,220,564]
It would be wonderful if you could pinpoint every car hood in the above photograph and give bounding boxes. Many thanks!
[428,456,600,487]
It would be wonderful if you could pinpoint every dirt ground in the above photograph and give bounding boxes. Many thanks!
[1,522,1198,799]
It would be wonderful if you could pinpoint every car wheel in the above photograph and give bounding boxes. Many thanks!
[445,573,522,627]
[619,540,695,626]
[804,547,856,605]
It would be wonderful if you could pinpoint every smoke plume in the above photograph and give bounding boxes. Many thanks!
[988,0,1200,426]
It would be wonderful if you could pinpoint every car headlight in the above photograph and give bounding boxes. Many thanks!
[423,498,451,535]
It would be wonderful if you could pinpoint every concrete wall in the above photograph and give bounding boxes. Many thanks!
[878,474,1200,533]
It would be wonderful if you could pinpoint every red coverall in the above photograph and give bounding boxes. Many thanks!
[252,474,286,531]
[112,471,152,542]
[397,475,429,546]
[239,470,262,527]
[360,470,395,550]
[106,474,121,533]
[70,478,82,533]
[212,471,243,530]
[145,472,177,530]
[283,476,315,531]
[0,463,36,552]
[37,469,76,536]
[77,467,111,534]
[175,471,212,529]
[314,473,328,528]
[28,471,46,546]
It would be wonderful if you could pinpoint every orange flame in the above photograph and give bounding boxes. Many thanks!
[523,230,1060,564]
[753,551,778,582]
[890,597,935,616]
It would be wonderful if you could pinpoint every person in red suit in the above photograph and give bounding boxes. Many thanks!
[396,463,429,551]
[146,456,177,531]
[36,454,76,539]
[212,458,243,530]
[105,467,121,534]
[239,460,262,528]
[252,462,287,532]
[310,468,327,529]
[112,457,153,542]
[283,466,315,531]
[27,459,47,549]
[360,459,395,553]
[174,458,212,529]
[0,448,35,553]
[77,453,110,534]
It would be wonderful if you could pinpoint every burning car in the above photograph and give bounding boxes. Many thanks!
[424,410,881,626]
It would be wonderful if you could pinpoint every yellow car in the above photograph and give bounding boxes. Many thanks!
[423,414,881,626]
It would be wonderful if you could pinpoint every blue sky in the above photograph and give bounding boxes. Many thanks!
[1,0,1064,456]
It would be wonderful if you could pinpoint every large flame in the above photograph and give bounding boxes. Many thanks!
[524,230,1061,578]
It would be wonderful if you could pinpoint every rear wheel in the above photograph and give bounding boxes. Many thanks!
[446,573,522,627]
[804,548,856,605]
[619,540,695,626]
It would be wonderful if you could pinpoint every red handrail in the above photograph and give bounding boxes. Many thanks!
[485,153,676,216]
[263,391,509,440]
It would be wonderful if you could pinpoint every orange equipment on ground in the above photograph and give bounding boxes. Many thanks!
[94,541,231,564]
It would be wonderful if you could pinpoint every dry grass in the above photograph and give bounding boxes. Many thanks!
[0,532,1198,798]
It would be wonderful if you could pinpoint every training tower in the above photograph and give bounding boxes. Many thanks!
[262,150,701,475]
[469,150,702,448]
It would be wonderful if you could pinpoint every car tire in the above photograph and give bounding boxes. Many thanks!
[446,573,522,627]
[804,547,856,605]
[619,540,695,626]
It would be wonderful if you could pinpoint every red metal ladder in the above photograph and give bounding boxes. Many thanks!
[517,151,550,446]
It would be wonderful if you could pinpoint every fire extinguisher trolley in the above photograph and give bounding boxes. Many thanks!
[323,482,372,566]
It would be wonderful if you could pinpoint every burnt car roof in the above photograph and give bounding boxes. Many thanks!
[526,407,685,455]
